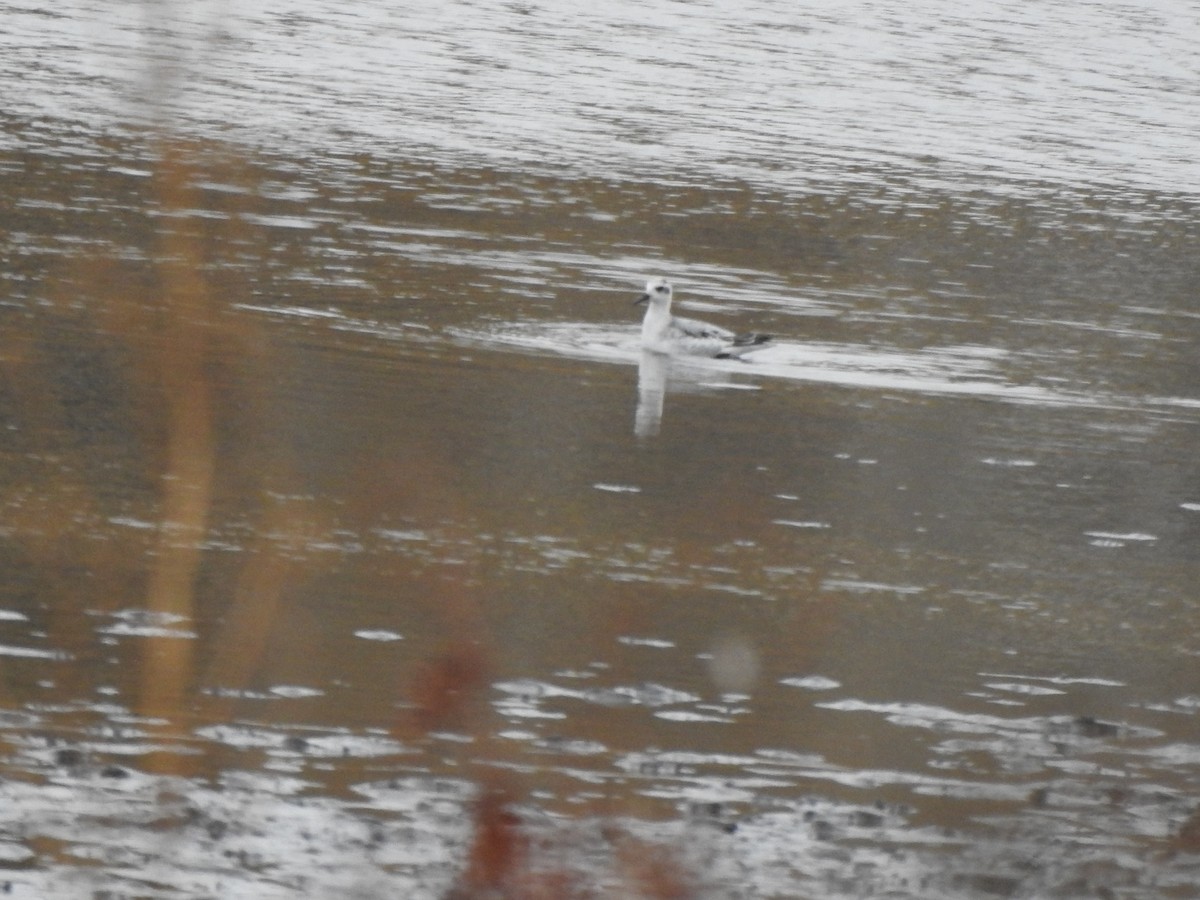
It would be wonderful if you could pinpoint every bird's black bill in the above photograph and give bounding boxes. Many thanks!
[634,293,650,306]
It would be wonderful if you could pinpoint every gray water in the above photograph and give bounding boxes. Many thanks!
[1,1,1199,897]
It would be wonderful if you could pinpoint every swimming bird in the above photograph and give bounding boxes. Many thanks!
[634,277,772,358]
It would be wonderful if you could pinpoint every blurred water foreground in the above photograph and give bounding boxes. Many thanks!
[3,0,1200,897]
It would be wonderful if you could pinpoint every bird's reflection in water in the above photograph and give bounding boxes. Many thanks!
[634,350,669,438]
[635,351,746,438]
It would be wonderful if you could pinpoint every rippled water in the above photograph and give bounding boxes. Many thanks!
[6,0,1200,193]
[2,0,1200,897]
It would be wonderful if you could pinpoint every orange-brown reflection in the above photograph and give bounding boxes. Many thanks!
[138,141,217,728]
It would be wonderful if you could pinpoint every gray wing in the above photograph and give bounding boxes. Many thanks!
[669,315,735,341]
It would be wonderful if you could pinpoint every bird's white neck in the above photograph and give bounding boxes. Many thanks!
[640,294,673,346]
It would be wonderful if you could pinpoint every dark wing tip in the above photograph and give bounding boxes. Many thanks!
[732,332,773,346]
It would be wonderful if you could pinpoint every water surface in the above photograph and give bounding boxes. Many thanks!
[2,1,1199,896]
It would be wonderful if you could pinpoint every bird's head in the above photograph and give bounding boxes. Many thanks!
[634,277,672,306]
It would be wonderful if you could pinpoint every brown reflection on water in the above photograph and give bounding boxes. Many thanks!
[139,142,216,732]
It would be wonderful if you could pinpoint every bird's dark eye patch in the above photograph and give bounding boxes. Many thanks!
[655,284,669,293]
